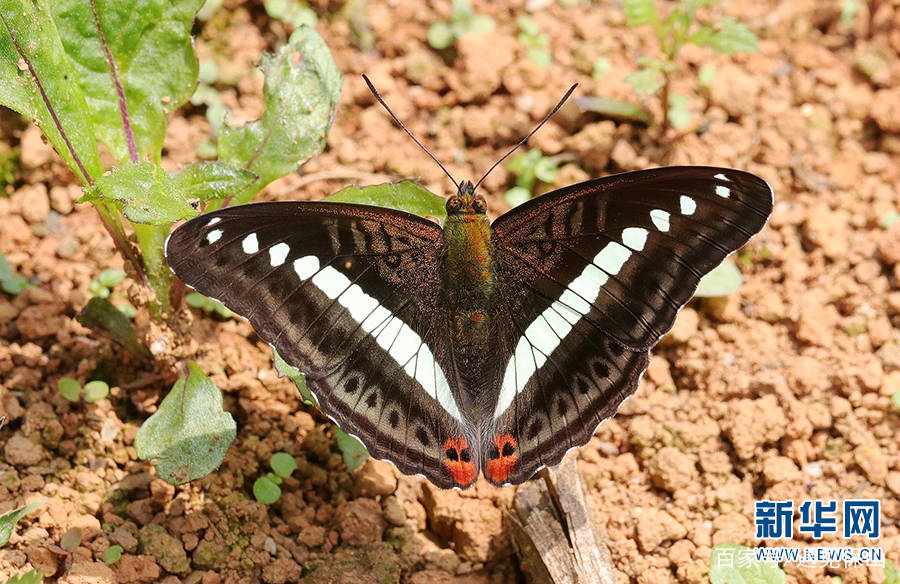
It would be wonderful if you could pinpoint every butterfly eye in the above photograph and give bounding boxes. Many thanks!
[472,196,487,214]
[446,196,463,214]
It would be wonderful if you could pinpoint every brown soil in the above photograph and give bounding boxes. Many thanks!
[2,0,900,583]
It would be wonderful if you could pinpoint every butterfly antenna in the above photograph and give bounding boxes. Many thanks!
[474,83,577,191]
[363,75,460,191]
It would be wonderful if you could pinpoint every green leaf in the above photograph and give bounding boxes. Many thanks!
[504,186,532,208]
[5,570,44,584]
[83,380,110,402]
[573,95,650,124]
[707,18,759,55]
[0,0,104,183]
[468,14,495,33]
[427,21,455,50]
[451,0,473,22]
[517,14,540,36]
[77,297,151,359]
[840,0,859,25]
[58,377,82,402]
[698,63,716,89]
[135,362,236,485]
[253,476,282,504]
[270,452,297,478]
[709,543,785,584]
[218,25,342,206]
[622,0,658,27]
[265,0,318,27]
[527,48,552,69]
[325,180,447,221]
[885,559,899,584]
[625,68,665,94]
[272,348,317,406]
[694,260,743,297]
[667,92,691,129]
[0,251,28,295]
[533,156,558,183]
[334,426,369,470]
[81,161,255,224]
[102,544,123,564]
[892,390,900,411]
[50,0,204,163]
[0,502,44,547]
[97,268,126,289]
[592,56,611,79]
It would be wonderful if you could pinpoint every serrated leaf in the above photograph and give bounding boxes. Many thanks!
[218,25,342,206]
[625,68,665,94]
[0,0,104,183]
[709,543,785,584]
[0,502,44,547]
[135,362,236,485]
[622,0,658,27]
[77,297,151,359]
[707,18,759,55]
[334,426,369,470]
[50,0,204,162]
[325,180,447,221]
[694,260,743,297]
[272,348,317,406]
[573,95,650,124]
[80,161,255,224]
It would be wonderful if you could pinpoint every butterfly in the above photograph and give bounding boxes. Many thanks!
[165,79,773,489]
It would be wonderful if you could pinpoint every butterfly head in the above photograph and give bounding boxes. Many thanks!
[446,181,487,217]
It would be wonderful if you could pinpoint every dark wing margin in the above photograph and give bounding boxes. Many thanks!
[166,201,478,489]
[482,167,772,485]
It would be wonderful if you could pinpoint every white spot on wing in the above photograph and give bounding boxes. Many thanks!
[269,243,290,267]
[715,185,731,198]
[714,172,729,181]
[650,209,670,232]
[293,255,319,279]
[679,195,696,215]
[622,227,648,251]
[594,241,630,275]
[312,265,350,299]
[206,229,223,244]
[206,217,221,226]
[242,233,259,254]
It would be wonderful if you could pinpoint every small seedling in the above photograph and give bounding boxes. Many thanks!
[186,292,234,318]
[427,0,495,50]
[517,15,552,68]
[892,390,900,411]
[504,148,559,207]
[102,544,123,565]
[57,378,111,403]
[0,252,28,295]
[253,452,298,504]
[592,56,612,79]
[88,268,126,299]
[621,0,759,134]
[0,5,341,322]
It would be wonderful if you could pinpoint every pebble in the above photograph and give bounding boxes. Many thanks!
[17,183,50,224]
[3,434,45,466]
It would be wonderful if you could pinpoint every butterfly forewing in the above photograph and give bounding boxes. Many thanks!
[166,202,479,488]
[483,167,772,484]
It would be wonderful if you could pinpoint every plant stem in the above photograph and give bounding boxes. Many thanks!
[94,203,148,285]
[660,71,671,137]
[134,223,171,317]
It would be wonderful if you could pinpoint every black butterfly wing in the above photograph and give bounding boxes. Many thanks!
[483,167,773,484]
[166,202,479,489]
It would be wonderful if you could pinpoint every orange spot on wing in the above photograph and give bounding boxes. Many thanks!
[485,433,519,484]
[443,437,477,487]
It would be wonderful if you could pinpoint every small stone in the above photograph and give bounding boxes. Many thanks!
[138,524,189,574]
[56,234,79,259]
[355,458,397,496]
[721,395,787,459]
[61,559,116,584]
[709,64,760,118]
[3,434,44,466]
[115,554,161,584]
[636,508,687,552]
[17,183,50,224]
[854,443,888,485]
[886,471,900,496]
[15,304,66,340]
[871,87,900,132]
[382,496,406,527]
[763,456,802,484]
[647,447,697,492]
[337,498,385,547]
[19,125,55,169]
[261,557,302,584]
[49,185,76,215]
[659,308,699,347]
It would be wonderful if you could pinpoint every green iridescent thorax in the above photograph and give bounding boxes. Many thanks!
[441,181,495,346]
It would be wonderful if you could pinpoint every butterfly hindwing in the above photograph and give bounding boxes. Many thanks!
[483,167,773,484]
[165,202,478,488]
